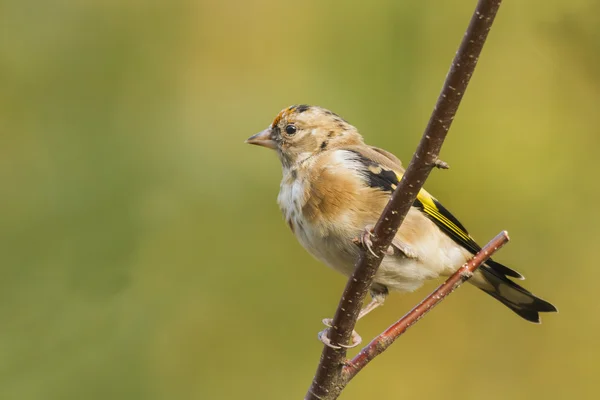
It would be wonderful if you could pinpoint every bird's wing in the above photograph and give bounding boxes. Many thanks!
[346,145,481,253]
[343,145,523,279]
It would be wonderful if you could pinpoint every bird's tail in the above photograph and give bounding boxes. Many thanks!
[470,260,557,323]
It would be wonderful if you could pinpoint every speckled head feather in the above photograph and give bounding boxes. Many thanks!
[268,105,363,167]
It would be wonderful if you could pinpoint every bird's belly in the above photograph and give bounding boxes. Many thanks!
[374,256,441,292]
[289,211,472,294]
[292,217,359,277]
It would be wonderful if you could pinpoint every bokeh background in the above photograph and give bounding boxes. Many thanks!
[1,0,598,399]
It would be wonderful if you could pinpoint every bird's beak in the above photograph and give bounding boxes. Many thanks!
[245,128,277,150]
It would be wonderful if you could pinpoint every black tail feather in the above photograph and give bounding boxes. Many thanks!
[486,259,525,280]
[476,265,557,323]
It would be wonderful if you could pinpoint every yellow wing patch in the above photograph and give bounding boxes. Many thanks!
[392,171,480,254]
[416,190,472,242]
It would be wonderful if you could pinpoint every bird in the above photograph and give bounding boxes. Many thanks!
[246,104,557,348]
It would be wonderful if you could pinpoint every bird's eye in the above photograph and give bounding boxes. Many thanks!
[285,124,297,135]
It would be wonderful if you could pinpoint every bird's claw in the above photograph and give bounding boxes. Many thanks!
[319,318,363,349]
[338,330,362,349]
[360,226,378,258]
[357,225,394,257]
[318,329,342,349]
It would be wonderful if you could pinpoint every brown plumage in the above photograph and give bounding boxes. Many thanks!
[247,105,557,324]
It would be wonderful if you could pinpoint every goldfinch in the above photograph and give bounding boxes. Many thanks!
[247,105,556,332]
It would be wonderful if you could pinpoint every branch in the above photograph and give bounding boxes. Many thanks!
[305,1,503,399]
[343,231,509,381]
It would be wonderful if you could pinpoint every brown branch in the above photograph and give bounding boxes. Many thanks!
[343,231,510,381]
[305,1,503,399]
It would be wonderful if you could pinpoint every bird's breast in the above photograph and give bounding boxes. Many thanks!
[276,164,369,276]
[278,176,321,259]
[278,171,306,228]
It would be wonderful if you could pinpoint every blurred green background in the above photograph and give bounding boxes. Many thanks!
[1,0,598,399]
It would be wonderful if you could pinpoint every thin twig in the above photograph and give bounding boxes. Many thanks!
[305,1,503,399]
[343,231,510,380]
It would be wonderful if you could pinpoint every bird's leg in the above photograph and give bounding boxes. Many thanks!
[318,287,388,349]
[358,287,388,319]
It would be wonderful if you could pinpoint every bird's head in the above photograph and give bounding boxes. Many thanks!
[246,105,363,167]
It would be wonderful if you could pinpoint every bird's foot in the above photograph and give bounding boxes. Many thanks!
[358,225,378,257]
[318,318,362,349]
[355,225,395,257]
